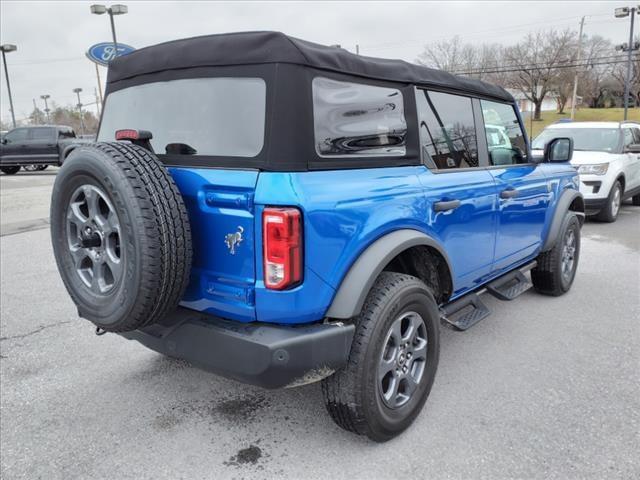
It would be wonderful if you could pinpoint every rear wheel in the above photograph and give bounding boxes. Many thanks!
[50,142,192,332]
[595,181,622,223]
[322,272,440,442]
[531,213,580,296]
[1,166,20,175]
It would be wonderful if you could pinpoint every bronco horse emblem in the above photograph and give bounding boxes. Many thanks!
[224,226,244,255]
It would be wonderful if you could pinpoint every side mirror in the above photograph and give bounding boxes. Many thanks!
[544,137,573,163]
[624,143,640,153]
[1,138,7,145]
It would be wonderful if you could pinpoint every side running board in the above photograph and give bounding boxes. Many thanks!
[485,261,536,301]
[441,293,490,331]
[440,261,537,331]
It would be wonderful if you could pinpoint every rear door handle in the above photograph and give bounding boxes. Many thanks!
[433,199,461,212]
[500,188,519,199]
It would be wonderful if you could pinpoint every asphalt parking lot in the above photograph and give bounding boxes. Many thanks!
[1,171,639,480]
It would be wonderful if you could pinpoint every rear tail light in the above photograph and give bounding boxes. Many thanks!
[263,207,302,290]
[115,129,152,141]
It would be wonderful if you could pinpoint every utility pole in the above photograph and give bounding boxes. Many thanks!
[94,88,101,117]
[1,44,18,128]
[94,63,103,106]
[40,94,51,124]
[356,44,360,55]
[615,6,639,120]
[32,99,39,124]
[73,88,85,136]
[570,16,585,120]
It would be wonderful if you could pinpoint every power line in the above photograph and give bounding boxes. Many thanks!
[442,53,638,74]
[452,56,639,76]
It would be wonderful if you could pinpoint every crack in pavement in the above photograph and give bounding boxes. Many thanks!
[0,320,73,342]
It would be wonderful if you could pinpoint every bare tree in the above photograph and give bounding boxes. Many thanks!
[579,35,615,108]
[416,37,503,81]
[502,29,576,120]
[611,36,640,107]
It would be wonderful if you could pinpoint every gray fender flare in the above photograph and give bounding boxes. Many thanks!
[60,145,78,164]
[325,229,453,319]
[541,189,585,252]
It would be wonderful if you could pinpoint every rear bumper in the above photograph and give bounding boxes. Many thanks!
[120,307,355,389]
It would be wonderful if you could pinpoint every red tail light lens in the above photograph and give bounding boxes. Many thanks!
[115,129,140,140]
[115,129,153,141]
[263,207,302,290]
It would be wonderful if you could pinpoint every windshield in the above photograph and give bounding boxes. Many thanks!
[98,77,266,157]
[532,127,620,153]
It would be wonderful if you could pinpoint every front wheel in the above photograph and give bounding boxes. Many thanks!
[595,181,622,223]
[322,272,440,442]
[532,213,581,296]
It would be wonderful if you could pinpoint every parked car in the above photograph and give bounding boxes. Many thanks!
[532,121,640,222]
[0,125,89,175]
[49,32,584,441]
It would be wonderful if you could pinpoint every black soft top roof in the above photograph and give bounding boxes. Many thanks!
[107,31,513,102]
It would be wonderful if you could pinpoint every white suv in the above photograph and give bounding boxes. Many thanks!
[532,121,640,222]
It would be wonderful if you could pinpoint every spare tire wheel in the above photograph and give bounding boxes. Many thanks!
[50,142,192,332]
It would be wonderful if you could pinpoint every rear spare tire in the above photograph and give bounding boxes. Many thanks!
[50,142,192,332]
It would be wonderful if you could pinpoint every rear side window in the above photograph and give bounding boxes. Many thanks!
[99,77,266,157]
[416,90,478,169]
[480,100,527,165]
[312,77,407,157]
[30,128,54,140]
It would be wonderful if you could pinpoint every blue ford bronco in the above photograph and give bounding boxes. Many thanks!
[50,32,584,441]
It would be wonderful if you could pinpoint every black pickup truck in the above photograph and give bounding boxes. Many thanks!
[0,125,89,174]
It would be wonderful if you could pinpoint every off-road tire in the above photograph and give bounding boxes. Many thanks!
[321,272,440,442]
[531,213,580,296]
[50,142,192,332]
[595,181,622,223]
[1,166,20,175]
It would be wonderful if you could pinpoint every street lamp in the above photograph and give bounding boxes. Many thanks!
[40,94,51,124]
[73,88,85,136]
[614,5,640,120]
[90,4,128,63]
[1,44,18,128]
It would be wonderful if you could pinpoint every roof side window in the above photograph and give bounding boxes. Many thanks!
[312,77,407,157]
[416,90,478,169]
[480,100,528,166]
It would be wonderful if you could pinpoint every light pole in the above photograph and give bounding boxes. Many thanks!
[614,6,640,120]
[40,94,51,124]
[1,44,18,128]
[73,88,85,136]
[90,4,128,62]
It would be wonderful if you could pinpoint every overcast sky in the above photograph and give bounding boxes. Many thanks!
[0,0,629,126]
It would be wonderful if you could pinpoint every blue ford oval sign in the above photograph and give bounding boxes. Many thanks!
[86,42,135,66]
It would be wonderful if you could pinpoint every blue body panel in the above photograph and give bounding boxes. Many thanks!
[168,162,578,325]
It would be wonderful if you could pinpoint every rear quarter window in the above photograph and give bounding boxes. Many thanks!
[312,77,407,158]
[98,77,266,158]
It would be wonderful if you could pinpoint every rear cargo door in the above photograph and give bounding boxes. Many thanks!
[169,168,259,321]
